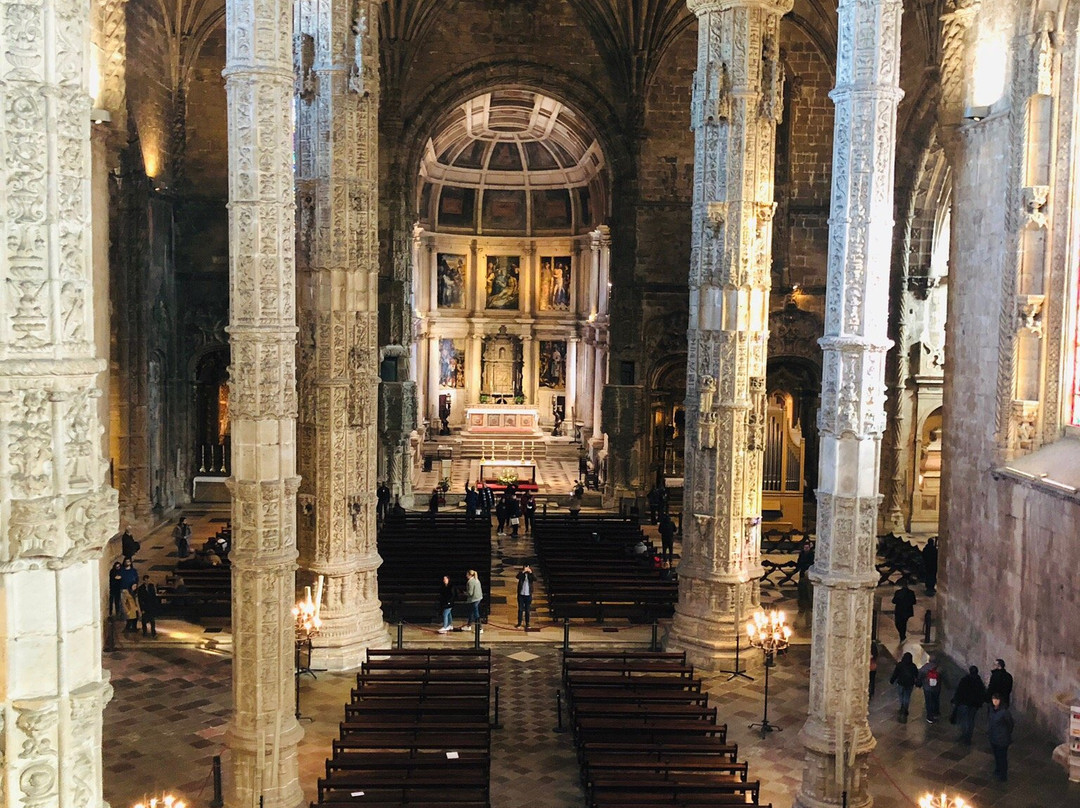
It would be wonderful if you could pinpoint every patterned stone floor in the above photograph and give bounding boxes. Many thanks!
[102,511,1079,807]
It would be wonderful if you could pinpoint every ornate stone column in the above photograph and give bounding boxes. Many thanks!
[222,0,304,801]
[793,0,902,805]
[522,334,536,405]
[667,0,790,668]
[295,0,388,671]
[567,336,579,429]
[0,0,120,801]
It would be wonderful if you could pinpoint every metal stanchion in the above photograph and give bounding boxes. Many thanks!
[491,685,502,729]
[923,610,932,644]
[396,619,404,649]
[650,620,659,652]
[209,756,223,808]
[474,621,481,649]
[554,690,566,732]
[563,617,570,651]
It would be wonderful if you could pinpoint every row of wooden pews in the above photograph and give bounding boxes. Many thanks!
[565,651,770,808]
[534,515,677,623]
[377,514,492,624]
[314,649,493,808]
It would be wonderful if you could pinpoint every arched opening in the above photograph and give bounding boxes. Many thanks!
[764,357,819,531]
[911,406,943,534]
[649,359,687,481]
[410,88,611,463]
[193,347,230,476]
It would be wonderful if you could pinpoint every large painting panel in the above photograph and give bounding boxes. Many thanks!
[439,338,466,388]
[539,256,572,311]
[539,340,567,389]
[437,253,466,308]
[485,255,520,310]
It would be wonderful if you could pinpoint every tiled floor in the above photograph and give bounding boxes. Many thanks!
[102,510,1079,807]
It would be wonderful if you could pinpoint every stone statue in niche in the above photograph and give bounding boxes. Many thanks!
[698,375,718,449]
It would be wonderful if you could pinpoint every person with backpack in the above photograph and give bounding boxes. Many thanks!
[889,651,919,722]
[918,654,944,723]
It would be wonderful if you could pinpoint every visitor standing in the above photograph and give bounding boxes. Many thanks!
[891,580,917,642]
[889,651,919,722]
[918,654,944,723]
[987,693,1014,781]
[506,494,521,538]
[119,557,139,593]
[108,562,124,617]
[172,517,191,559]
[658,513,676,561]
[478,481,495,520]
[121,526,141,561]
[952,665,987,744]
[428,488,440,521]
[495,495,508,536]
[522,491,536,534]
[922,537,939,595]
[136,575,159,637]
[464,483,479,522]
[987,659,1014,708]
[646,485,662,524]
[568,481,583,519]
[376,481,391,523]
[437,575,455,634]
[120,584,140,633]
[515,565,536,630]
[463,569,483,632]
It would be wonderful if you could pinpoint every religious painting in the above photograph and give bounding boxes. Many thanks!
[438,186,476,230]
[482,189,527,232]
[539,256,572,311]
[485,256,520,310]
[436,253,466,309]
[539,340,567,389]
[438,338,466,388]
[532,189,572,230]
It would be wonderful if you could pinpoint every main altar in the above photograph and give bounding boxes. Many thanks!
[464,404,541,435]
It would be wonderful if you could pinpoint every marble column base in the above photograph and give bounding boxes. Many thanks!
[224,719,305,808]
[309,618,390,671]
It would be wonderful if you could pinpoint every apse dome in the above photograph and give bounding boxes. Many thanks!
[417,89,608,235]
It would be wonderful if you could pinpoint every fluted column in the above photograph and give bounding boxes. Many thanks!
[295,0,388,671]
[668,0,790,668]
[522,335,536,405]
[223,0,303,802]
[793,0,902,806]
[0,0,120,801]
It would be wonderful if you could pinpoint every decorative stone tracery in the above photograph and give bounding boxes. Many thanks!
[0,0,120,802]
[794,0,903,804]
[668,0,792,668]
[295,0,388,671]
[222,0,304,801]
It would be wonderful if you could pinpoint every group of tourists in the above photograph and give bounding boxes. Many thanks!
[889,653,1015,780]
[107,549,160,638]
[459,480,540,537]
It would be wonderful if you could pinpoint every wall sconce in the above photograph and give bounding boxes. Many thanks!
[963,105,991,121]
[90,108,111,124]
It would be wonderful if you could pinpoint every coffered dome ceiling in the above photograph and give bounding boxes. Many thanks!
[417,89,608,235]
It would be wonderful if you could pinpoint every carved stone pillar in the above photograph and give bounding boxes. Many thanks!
[522,334,536,405]
[296,0,388,671]
[0,0,121,802]
[222,0,304,801]
[793,0,902,805]
[667,0,790,668]
[567,336,579,428]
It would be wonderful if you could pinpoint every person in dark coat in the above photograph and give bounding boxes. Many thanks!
[464,484,479,522]
[889,651,919,722]
[891,581,917,642]
[495,496,508,536]
[427,488,440,521]
[987,693,1015,781]
[108,562,124,617]
[121,527,141,561]
[921,538,939,595]
[171,517,190,559]
[478,481,495,520]
[646,485,662,524]
[658,513,676,561]
[522,492,536,534]
[376,482,391,523]
[136,575,159,637]
[952,665,987,744]
[987,659,1014,707]
[506,494,522,538]
[515,565,536,629]
[437,575,455,633]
